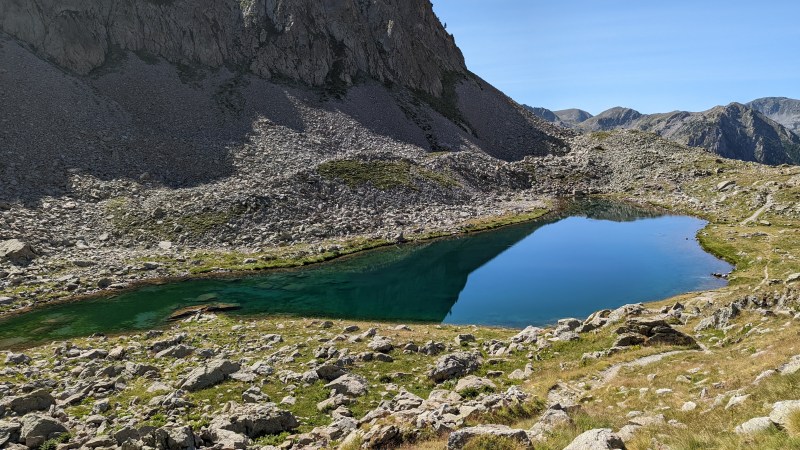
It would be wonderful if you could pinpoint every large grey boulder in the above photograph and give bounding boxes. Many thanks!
[614,319,697,348]
[324,374,369,397]
[1,390,55,416]
[4,353,31,365]
[142,426,196,450]
[209,403,298,439]
[447,424,532,450]
[563,428,626,450]
[427,351,483,383]
[529,406,572,440]
[454,376,496,394]
[734,417,772,435]
[180,359,240,391]
[19,414,68,449]
[769,400,800,429]
[0,420,21,447]
[0,240,36,265]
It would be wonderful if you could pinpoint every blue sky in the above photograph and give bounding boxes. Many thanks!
[432,1,800,115]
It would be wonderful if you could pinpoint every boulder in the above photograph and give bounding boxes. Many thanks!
[447,424,532,450]
[367,336,394,353]
[142,426,196,450]
[769,400,800,429]
[19,414,68,449]
[0,240,36,265]
[511,326,542,344]
[563,428,626,450]
[4,353,31,365]
[203,428,249,449]
[734,417,772,435]
[325,374,368,397]
[180,359,240,391]
[427,351,482,383]
[1,390,55,416]
[0,420,21,447]
[454,376,496,394]
[529,406,572,440]
[614,319,697,348]
[315,364,346,381]
[209,403,298,438]
[156,345,195,359]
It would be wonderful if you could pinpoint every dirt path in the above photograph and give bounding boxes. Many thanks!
[741,193,774,226]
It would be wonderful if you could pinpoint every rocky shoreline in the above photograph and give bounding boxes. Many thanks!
[2,130,800,449]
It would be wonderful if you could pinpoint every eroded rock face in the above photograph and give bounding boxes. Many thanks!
[0,0,464,96]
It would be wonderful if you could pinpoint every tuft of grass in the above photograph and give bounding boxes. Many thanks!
[39,433,72,450]
[591,131,613,141]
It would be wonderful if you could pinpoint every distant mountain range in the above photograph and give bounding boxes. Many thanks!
[526,97,800,165]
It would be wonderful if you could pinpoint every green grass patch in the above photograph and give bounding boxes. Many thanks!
[318,159,459,191]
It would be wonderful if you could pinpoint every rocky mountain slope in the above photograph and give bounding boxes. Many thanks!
[530,102,800,165]
[553,108,593,126]
[748,97,800,135]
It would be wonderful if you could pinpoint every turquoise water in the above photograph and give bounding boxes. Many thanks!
[0,202,732,348]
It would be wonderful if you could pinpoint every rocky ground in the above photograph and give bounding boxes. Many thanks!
[2,129,800,449]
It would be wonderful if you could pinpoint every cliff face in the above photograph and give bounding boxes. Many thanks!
[0,0,465,95]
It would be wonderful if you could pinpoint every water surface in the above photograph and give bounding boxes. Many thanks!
[0,201,732,348]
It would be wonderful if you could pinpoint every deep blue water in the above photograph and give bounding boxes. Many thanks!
[0,201,732,348]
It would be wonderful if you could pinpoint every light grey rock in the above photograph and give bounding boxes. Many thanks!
[427,351,482,383]
[19,414,67,449]
[367,336,394,353]
[563,428,626,450]
[209,403,298,438]
[325,374,368,397]
[511,326,542,344]
[454,376,496,394]
[447,424,531,450]
[0,240,35,265]
[143,426,196,450]
[156,344,195,359]
[769,400,800,429]
[735,417,772,435]
[529,406,572,440]
[180,359,240,391]
[1,390,55,416]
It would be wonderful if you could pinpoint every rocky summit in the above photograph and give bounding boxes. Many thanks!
[3,1,800,450]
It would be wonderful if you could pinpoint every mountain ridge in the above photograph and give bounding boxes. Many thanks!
[528,100,800,165]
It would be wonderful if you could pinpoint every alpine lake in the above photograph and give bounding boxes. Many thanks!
[0,201,733,348]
